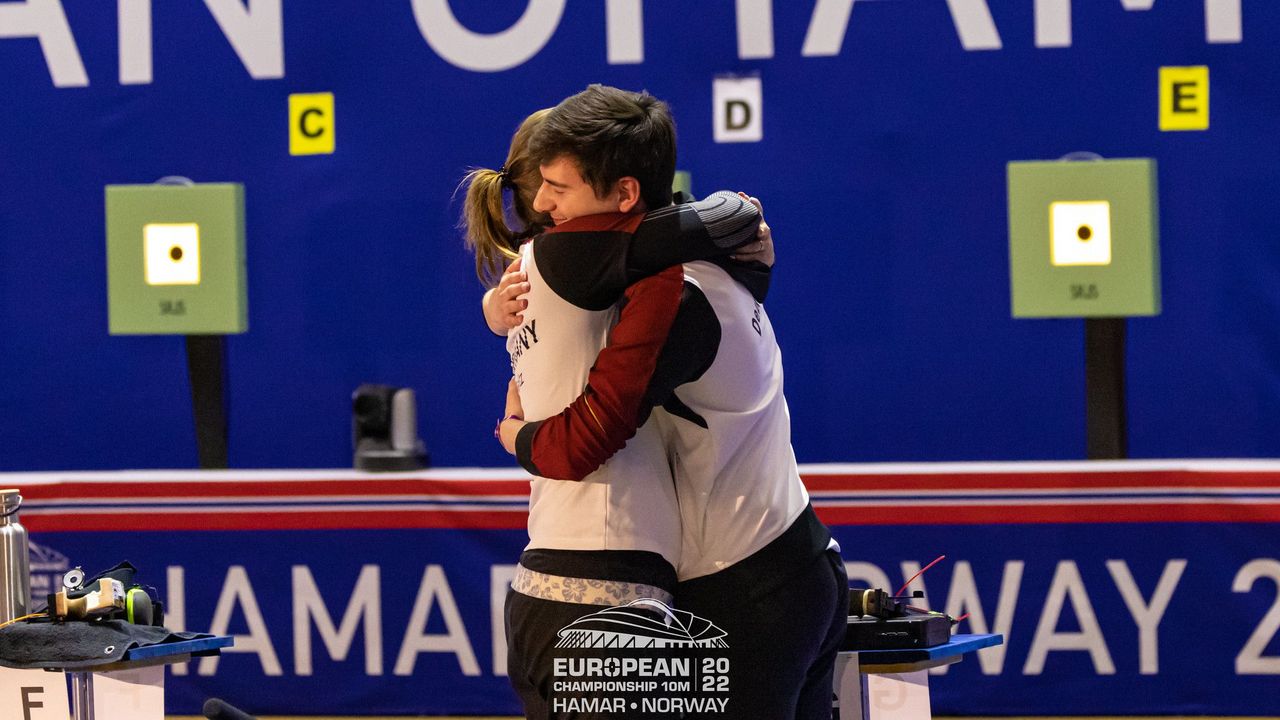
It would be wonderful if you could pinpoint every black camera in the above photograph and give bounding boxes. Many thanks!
[352,384,429,471]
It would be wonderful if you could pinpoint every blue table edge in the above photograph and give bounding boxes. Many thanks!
[123,635,234,661]
[851,633,1002,666]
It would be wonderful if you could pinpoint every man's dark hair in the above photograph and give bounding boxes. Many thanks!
[530,84,676,209]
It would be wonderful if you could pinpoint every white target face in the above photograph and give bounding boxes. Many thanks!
[1050,201,1112,266]
[144,223,201,285]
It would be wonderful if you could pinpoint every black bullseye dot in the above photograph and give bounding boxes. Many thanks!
[1077,225,1092,241]
[170,246,184,261]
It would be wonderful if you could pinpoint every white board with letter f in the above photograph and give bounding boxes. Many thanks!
[0,667,70,720]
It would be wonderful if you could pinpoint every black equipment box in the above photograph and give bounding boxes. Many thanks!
[844,615,951,651]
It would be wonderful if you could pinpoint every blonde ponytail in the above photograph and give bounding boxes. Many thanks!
[462,167,521,285]
[460,108,553,286]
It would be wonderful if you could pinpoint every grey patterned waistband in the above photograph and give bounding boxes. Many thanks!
[512,564,674,607]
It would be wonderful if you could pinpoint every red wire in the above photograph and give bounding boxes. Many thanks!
[895,554,945,597]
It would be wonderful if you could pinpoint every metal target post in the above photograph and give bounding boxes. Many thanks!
[105,177,248,469]
[185,334,229,469]
[1085,317,1127,459]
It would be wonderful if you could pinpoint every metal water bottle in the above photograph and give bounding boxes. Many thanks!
[0,489,31,623]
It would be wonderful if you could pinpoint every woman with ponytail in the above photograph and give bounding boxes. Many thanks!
[459,95,771,719]
[487,87,842,720]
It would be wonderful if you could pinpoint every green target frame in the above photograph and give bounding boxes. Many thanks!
[1008,158,1160,318]
[106,183,247,335]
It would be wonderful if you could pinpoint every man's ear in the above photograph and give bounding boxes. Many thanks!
[615,177,643,213]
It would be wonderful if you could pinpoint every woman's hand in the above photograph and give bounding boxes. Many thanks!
[498,378,526,455]
[505,377,524,419]
[482,257,531,335]
[731,194,773,267]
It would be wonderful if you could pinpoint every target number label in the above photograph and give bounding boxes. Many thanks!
[290,92,335,155]
[1160,66,1209,132]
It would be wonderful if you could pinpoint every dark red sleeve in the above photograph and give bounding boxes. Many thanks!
[515,265,684,480]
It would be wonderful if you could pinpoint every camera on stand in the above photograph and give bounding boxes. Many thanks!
[352,384,429,472]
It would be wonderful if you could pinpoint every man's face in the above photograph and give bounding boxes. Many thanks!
[532,155,622,225]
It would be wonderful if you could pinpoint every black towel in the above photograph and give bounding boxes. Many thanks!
[0,619,210,670]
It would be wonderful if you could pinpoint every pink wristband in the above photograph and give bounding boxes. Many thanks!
[494,414,523,440]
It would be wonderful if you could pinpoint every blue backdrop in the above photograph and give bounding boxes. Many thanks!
[2,1,1277,471]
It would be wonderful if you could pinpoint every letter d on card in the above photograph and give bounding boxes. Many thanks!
[713,76,763,143]
[0,667,70,720]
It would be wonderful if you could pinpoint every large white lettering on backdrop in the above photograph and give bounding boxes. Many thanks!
[410,0,565,73]
[0,0,282,87]
[1035,0,1242,47]
[117,0,283,85]
[606,0,642,64]
[201,0,284,79]
[1233,559,1280,674]
[802,0,1002,54]
[802,0,1242,55]
[0,0,86,87]
[0,0,1249,86]
[163,563,486,679]
[293,565,383,676]
[148,556,1278,685]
